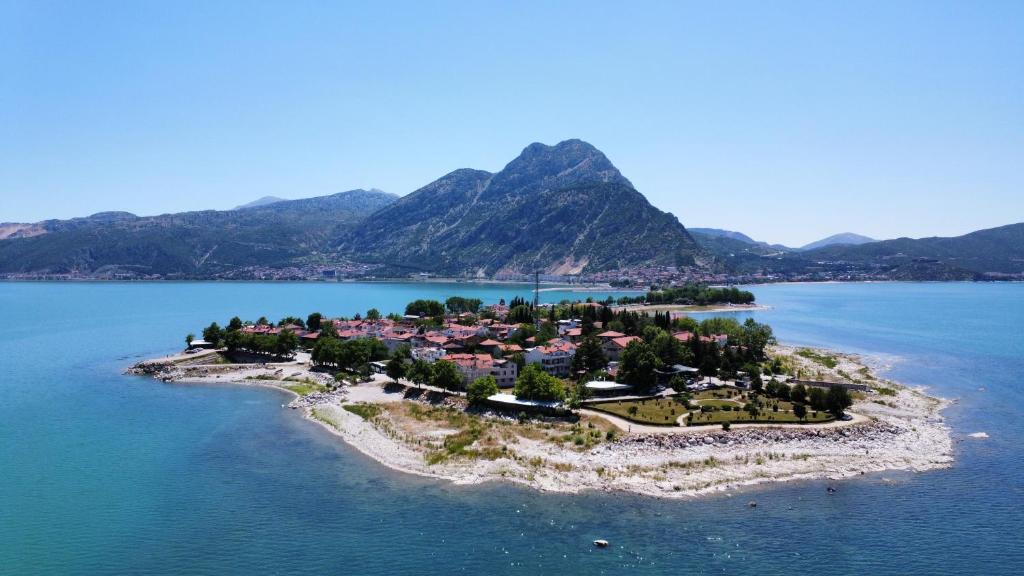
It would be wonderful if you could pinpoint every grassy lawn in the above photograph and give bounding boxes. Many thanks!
[686,407,832,426]
[589,397,689,426]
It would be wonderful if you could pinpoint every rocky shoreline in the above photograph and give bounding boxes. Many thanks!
[127,346,954,499]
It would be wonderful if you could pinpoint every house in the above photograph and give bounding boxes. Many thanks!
[602,335,641,362]
[411,347,445,363]
[524,340,576,377]
[563,327,583,343]
[446,353,519,388]
[478,338,503,355]
[596,330,626,341]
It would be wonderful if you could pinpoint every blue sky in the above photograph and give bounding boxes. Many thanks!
[2,1,1021,246]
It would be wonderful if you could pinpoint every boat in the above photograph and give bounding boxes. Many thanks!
[593,539,609,548]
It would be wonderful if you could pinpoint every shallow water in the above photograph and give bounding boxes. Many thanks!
[1,281,1021,575]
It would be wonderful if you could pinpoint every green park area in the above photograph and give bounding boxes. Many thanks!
[588,387,836,427]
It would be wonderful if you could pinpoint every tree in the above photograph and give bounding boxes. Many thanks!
[467,375,499,405]
[256,316,269,326]
[827,386,853,418]
[275,329,299,356]
[407,359,432,389]
[790,383,807,403]
[366,308,381,321]
[793,403,808,421]
[808,387,828,411]
[669,375,688,396]
[507,304,533,324]
[320,320,338,339]
[405,299,445,317]
[431,360,463,391]
[740,318,775,361]
[277,316,305,328]
[227,316,243,331]
[202,322,224,347]
[306,312,322,332]
[445,296,482,315]
[385,351,407,382]
[514,364,566,401]
[617,340,662,391]
[571,336,608,375]
[185,333,195,348]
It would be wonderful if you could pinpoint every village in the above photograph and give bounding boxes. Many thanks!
[176,285,868,431]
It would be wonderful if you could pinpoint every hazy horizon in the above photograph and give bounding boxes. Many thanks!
[3,1,1022,246]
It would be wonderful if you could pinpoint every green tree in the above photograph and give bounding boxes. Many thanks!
[571,336,608,375]
[223,330,241,353]
[431,360,463,391]
[407,359,433,389]
[405,299,445,317]
[227,316,243,331]
[514,364,566,402]
[826,386,853,418]
[445,296,483,315]
[366,308,381,321]
[467,375,499,405]
[385,351,407,382]
[185,333,195,348]
[790,383,807,403]
[320,320,338,339]
[507,304,534,324]
[275,329,299,356]
[808,387,828,411]
[669,375,688,396]
[617,340,662,391]
[793,403,808,421]
[306,312,322,332]
[202,322,224,347]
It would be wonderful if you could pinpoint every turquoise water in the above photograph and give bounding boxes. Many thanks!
[1,281,1022,574]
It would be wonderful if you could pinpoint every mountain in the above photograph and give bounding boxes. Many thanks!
[798,224,1024,277]
[0,190,397,277]
[235,196,287,210]
[799,232,876,251]
[338,140,704,276]
[689,228,758,244]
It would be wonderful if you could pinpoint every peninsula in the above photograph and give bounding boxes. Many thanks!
[129,286,952,497]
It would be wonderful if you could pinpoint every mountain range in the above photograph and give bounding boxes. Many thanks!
[1,139,1021,281]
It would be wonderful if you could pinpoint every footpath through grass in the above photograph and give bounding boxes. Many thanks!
[589,397,689,426]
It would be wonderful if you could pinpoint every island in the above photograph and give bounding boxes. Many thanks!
[129,286,953,498]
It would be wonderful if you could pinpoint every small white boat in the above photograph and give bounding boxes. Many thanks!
[593,539,609,548]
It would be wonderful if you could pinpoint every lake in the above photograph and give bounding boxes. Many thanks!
[1,281,1021,575]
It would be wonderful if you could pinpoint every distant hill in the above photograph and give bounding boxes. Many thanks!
[799,232,876,251]
[798,223,1024,277]
[689,228,758,244]
[339,140,705,275]
[0,190,396,277]
[235,196,287,210]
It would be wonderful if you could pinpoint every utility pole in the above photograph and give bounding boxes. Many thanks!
[533,270,541,331]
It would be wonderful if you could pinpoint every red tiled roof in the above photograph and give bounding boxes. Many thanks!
[609,336,641,348]
[479,339,502,346]
[597,330,625,338]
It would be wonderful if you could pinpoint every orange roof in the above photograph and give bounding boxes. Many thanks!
[609,336,641,348]
[479,339,502,346]
[597,330,625,338]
